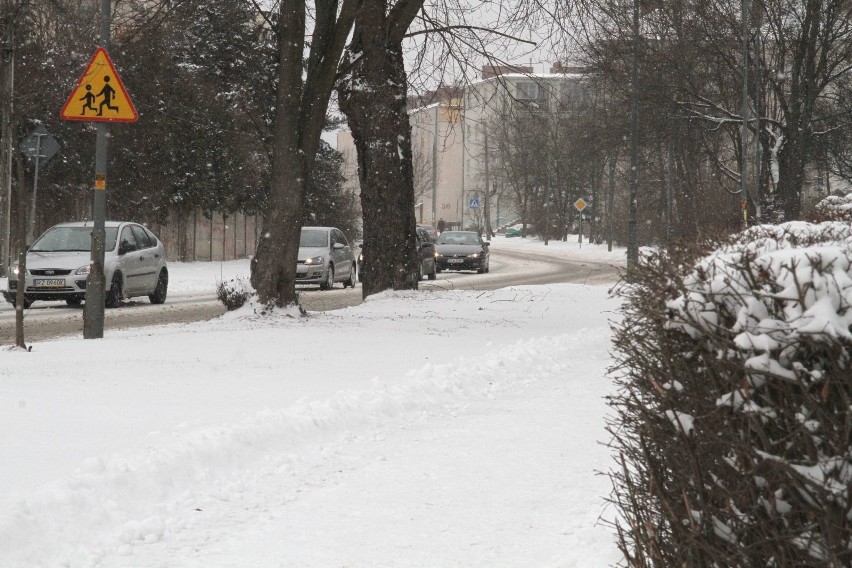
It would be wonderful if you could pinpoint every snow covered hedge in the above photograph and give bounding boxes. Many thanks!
[607,222,851,567]
[815,190,852,222]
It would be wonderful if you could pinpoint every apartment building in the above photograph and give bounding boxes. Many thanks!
[337,63,588,232]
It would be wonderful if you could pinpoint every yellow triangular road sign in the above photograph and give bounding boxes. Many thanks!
[61,48,138,123]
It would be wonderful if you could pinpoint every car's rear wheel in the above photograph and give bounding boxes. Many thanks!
[105,273,122,308]
[149,269,168,304]
[320,265,334,290]
[343,263,356,288]
[427,260,437,280]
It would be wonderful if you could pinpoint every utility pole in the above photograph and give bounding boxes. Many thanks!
[740,0,750,230]
[82,0,111,338]
[753,29,762,224]
[0,4,14,277]
[627,0,639,269]
[431,103,438,226]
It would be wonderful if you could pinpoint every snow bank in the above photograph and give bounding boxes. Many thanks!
[0,329,595,567]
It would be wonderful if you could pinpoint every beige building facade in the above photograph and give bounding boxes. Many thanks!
[337,65,587,232]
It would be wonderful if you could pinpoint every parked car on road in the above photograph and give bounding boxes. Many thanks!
[358,226,437,282]
[3,221,168,309]
[296,226,357,290]
[417,224,438,241]
[505,223,532,238]
[434,230,490,273]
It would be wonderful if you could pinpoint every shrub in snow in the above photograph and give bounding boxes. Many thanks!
[607,222,851,567]
[815,189,852,222]
[216,277,255,310]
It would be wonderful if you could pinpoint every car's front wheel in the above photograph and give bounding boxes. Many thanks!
[105,273,122,308]
[320,264,335,290]
[149,269,168,304]
[10,294,32,309]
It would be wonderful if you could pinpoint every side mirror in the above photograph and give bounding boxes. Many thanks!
[484,241,491,246]
[333,242,345,250]
[118,243,129,255]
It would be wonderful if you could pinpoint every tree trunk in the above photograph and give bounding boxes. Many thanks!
[338,2,420,298]
[249,0,355,307]
[250,3,307,307]
[775,129,810,220]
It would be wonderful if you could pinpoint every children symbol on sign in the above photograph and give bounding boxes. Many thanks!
[79,85,96,115]
[96,76,119,116]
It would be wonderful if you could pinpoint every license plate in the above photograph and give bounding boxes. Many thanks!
[34,278,65,287]
[447,258,464,264]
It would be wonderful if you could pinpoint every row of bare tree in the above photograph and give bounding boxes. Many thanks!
[430,0,852,254]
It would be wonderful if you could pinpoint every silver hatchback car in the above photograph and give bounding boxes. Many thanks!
[3,221,168,308]
[296,226,357,290]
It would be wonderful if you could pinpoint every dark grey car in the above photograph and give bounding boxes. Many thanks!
[434,230,491,274]
[358,227,437,282]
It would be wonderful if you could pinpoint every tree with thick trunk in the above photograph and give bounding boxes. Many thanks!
[250,0,358,307]
[337,0,424,298]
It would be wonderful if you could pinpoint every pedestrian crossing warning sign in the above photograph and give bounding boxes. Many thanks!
[60,48,138,123]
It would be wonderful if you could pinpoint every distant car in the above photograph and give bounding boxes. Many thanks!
[3,221,168,309]
[434,230,490,273]
[505,223,532,238]
[358,226,437,282]
[417,224,438,241]
[296,226,357,290]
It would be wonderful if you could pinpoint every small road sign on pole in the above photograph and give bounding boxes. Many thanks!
[21,125,59,245]
[573,198,587,212]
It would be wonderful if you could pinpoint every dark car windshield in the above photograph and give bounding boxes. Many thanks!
[30,226,119,252]
[435,232,481,246]
[299,228,329,248]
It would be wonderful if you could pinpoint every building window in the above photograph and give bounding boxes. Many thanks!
[516,81,548,111]
[516,82,539,100]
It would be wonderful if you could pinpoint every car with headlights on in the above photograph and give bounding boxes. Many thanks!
[434,230,490,273]
[3,221,168,309]
[296,226,357,290]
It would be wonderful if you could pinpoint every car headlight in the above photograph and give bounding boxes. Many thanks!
[304,256,324,266]
[10,264,19,276]
[467,252,480,259]
[358,253,364,262]
[75,264,91,275]
[435,252,443,259]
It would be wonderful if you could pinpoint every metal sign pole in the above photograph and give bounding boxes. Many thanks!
[25,132,44,244]
[82,0,111,339]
